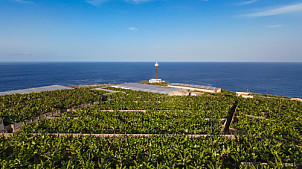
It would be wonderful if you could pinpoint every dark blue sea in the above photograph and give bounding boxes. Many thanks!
[0,62,301,98]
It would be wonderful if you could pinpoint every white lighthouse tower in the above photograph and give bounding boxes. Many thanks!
[149,62,164,83]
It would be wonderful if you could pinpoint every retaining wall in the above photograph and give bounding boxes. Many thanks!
[2,133,236,140]
[219,101,238,135]
[4,101,100,133]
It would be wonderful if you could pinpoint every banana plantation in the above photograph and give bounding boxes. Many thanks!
[0,86,301,168]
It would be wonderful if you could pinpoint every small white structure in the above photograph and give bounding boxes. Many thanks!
[149,79,164,83]
[168,91,190,96]
[0,85,73,96]
[112,83,186,94]
[291,98,302,102]
[168,83,221,93]
[190,92,204,96]
[236,92,254,98]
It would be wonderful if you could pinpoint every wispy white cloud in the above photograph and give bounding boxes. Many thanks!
[124,0,152,4]
[243,2,302,17]
[10,0,33,4]
[86,0,153,6]
[128,27,138,31]
[8,52,33,56]
[238,0,258,6]
[267,24,282,28]
[86,0,108,6]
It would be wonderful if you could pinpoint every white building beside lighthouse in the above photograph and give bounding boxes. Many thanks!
[149,62,164,83]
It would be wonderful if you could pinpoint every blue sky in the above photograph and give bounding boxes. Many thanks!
[0,0,302,62]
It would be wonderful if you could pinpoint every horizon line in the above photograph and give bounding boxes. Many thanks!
[0,61,302,63]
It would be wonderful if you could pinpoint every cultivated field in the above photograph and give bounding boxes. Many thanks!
[1,87,301,168]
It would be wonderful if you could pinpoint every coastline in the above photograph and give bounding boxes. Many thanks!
[1,62,301,98]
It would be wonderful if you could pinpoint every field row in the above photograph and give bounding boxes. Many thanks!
[231,98,302,146]
[23,110,226,134]
[1,133,301,168]
[0,88,105,125]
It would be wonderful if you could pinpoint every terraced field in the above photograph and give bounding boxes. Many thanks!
[1,87,301,168]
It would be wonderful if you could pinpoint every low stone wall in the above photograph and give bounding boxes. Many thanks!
[243,114,276,121]
[1,133,235,140]
[201,118,226,122]
[219,102,238,135]
[87,109,150,113]
[4,101,101,133]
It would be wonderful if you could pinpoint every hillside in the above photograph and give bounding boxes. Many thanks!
[0,87,301,168]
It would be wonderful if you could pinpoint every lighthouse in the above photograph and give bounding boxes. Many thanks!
[149,62,164,83]
[155,62,159,79]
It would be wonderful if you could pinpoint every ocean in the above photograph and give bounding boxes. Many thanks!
[0,62,301,98]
